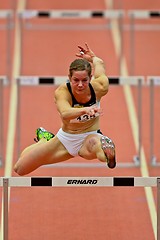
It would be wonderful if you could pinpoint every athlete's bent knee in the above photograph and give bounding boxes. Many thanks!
[85,135,99,152]
[14,164,24,176]
[14,161,29,176]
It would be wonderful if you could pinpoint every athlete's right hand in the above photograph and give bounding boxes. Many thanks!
[76,43,96,63]
[85,105,102,117]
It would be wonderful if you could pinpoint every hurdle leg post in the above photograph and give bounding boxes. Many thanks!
[17,78,21,158]
[150,79,156,165]
[129,14,135,75]
[157,178,160,240]
[118,12,123,75]
[0,79,3,167]
[3,178,9,240]
[6,12,12,82]
[138,78,142,165]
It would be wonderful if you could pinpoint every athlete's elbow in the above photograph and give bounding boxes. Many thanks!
[60,109,75,121]
[60,111,70,121]
[99,84,109,96]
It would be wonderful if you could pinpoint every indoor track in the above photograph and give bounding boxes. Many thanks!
[0,0,160,239]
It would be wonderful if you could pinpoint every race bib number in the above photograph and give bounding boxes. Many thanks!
[70,112,99,123]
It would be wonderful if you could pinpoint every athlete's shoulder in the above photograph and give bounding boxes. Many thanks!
[55,82,71,101]
[55,82,67,94]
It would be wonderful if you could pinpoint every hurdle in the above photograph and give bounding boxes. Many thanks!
[18,9,124,75]
[147,76,160,166]
[0,176,159,240]
[0,11,13,82]
[0,76,8,167]
[128,10,160,75]
[16,75,144,168]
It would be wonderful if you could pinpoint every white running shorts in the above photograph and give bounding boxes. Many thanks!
[56,128,102,156]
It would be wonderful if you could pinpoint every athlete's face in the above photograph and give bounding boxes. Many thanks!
[69,70,91,94]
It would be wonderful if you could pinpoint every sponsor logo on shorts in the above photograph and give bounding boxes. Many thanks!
[67,179,98,185]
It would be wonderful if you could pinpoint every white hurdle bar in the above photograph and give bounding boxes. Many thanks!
[147,76,160,166]
[0,77,8,167]
[128,10,160,75]
[18,9,124,75]
[128,10,160,19]
[1,176,160,240]
[16,76,144,168]
[19,9,124,19]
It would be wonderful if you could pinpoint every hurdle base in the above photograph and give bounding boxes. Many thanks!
[151,156,160,167]
[133,155,140,166]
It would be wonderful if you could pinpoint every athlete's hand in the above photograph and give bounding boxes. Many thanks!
[76,43,96,63]
[85,105,102,117]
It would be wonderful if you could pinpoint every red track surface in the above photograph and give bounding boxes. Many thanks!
[1,0,160,239]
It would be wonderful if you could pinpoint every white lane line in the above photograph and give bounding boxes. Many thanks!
[105,0,157,239]
[0,1,26,239]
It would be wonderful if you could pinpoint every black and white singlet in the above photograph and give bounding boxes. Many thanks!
[66,82,100,123]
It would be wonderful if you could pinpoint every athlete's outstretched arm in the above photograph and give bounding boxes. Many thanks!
[76,43,106,76]
[76,43,109,96]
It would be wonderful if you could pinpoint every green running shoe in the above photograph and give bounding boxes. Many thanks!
[34,127,54,142]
